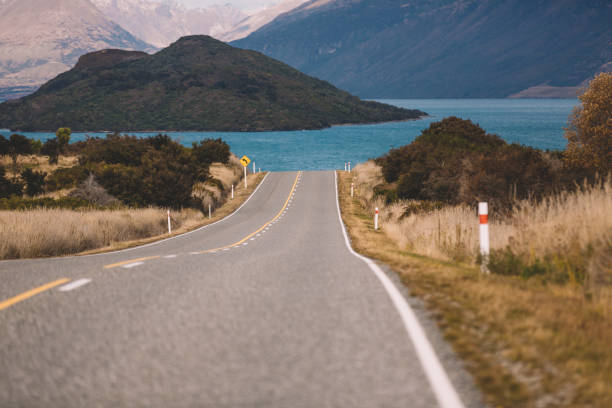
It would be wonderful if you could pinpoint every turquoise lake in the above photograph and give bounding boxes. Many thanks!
[1,99,579,171]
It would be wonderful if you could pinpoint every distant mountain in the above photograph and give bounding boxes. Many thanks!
[0,36,424,131]
[218,0,308,42]
[90,0,247,48]
[233,0,612,98]
[0,0,154,100]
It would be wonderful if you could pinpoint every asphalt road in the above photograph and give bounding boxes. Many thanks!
[0,171,479,408]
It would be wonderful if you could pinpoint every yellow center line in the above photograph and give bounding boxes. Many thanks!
[0,278,70,312]
[197,171,301,254]
[103,256,160,270]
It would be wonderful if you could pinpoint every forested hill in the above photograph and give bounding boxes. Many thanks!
[0,36,424,132]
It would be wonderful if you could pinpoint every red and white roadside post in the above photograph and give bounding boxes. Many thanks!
[348,161,351,173]
[167,209,172,234]
[479,202,490,273]
[344,162,347,172]
[374,207,379,230]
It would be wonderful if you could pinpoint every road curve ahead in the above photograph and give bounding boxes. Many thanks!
[1,171,469,408]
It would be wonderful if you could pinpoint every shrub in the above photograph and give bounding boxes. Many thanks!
[0,165,22,197]
[377,117,559,208]
[192,138,230,166]
[21,168,46,196]
[46,166,91,191]
[564,72,611,177]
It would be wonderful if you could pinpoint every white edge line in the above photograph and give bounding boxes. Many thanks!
[1,173,270,264]
[334,171,465,408]
[58,278,92,292]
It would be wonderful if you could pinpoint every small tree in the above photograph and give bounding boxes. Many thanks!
[56,127,71,151]
[41,138,61,164]
[8,134,33,174]
[564,72,612,176]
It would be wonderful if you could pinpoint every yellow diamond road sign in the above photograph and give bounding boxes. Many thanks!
[240,155,251,167]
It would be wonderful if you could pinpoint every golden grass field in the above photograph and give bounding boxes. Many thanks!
[0,153,264,259]
[339,166,612,407]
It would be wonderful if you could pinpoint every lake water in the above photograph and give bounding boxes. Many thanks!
[1,99,578,172]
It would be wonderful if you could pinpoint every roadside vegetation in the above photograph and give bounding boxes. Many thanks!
[340,73,611,406]
[0,130,262,259]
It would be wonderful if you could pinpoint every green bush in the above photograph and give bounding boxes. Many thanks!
[0,165,23,197]
[377,117,560,208]
[46,166,91,191]
[21,168,46,196]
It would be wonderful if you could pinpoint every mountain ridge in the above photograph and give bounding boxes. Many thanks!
[233,0,612,98]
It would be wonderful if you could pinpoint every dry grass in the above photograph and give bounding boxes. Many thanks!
[352,161,612,284]
[0,172,265,259]
[339,169,612,407]
[1,154,78,176]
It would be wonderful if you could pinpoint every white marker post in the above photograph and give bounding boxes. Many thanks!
[244,166,248,189]
[253,162,256,175]
[231,184,234,199]
[209,204,212,219]
[479,202,490,273]
[167,210,172,234]
[351,182,354,198]
[348,161,351,173]
[344,162,347,172]
[374,207,379,230]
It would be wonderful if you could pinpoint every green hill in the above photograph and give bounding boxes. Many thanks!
[0,36,425,132]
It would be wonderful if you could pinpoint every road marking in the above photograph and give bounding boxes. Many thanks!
[163,254,177,258]
[58,279,91,292]
[196,172,301,254]
[334,171,465,408]
[0,278,70,311]
[104,256,159,269]
[122,262,144,269]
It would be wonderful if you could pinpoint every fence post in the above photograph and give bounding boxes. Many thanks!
[479,202,490,273]
[374,207,379,230]
[167,209,171,234]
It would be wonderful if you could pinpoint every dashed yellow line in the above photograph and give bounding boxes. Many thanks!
[102,171,300,268]
[196,171,301,254]
[103,256,160,270]
[0,278,70,312]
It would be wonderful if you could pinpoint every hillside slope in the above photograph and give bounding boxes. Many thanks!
[233,0,612,98]
[0,0,154,100]
[0,36,424,131]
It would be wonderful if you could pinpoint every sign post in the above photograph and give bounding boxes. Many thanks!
[240,155,251,189]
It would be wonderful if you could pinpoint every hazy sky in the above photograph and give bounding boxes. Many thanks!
[177,0,284,11]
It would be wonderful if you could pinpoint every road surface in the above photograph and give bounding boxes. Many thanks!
[0,171,478,407]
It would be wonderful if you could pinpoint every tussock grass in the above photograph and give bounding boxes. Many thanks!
[1,154,78,176]
[0,172,265,259]
[352,161,612,284]
[339,168,612,407]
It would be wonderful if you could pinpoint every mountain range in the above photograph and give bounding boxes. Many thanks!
[0,36,424,131]
[0,0,309,100]
[233,0,612,98]
[0,0,154,100]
